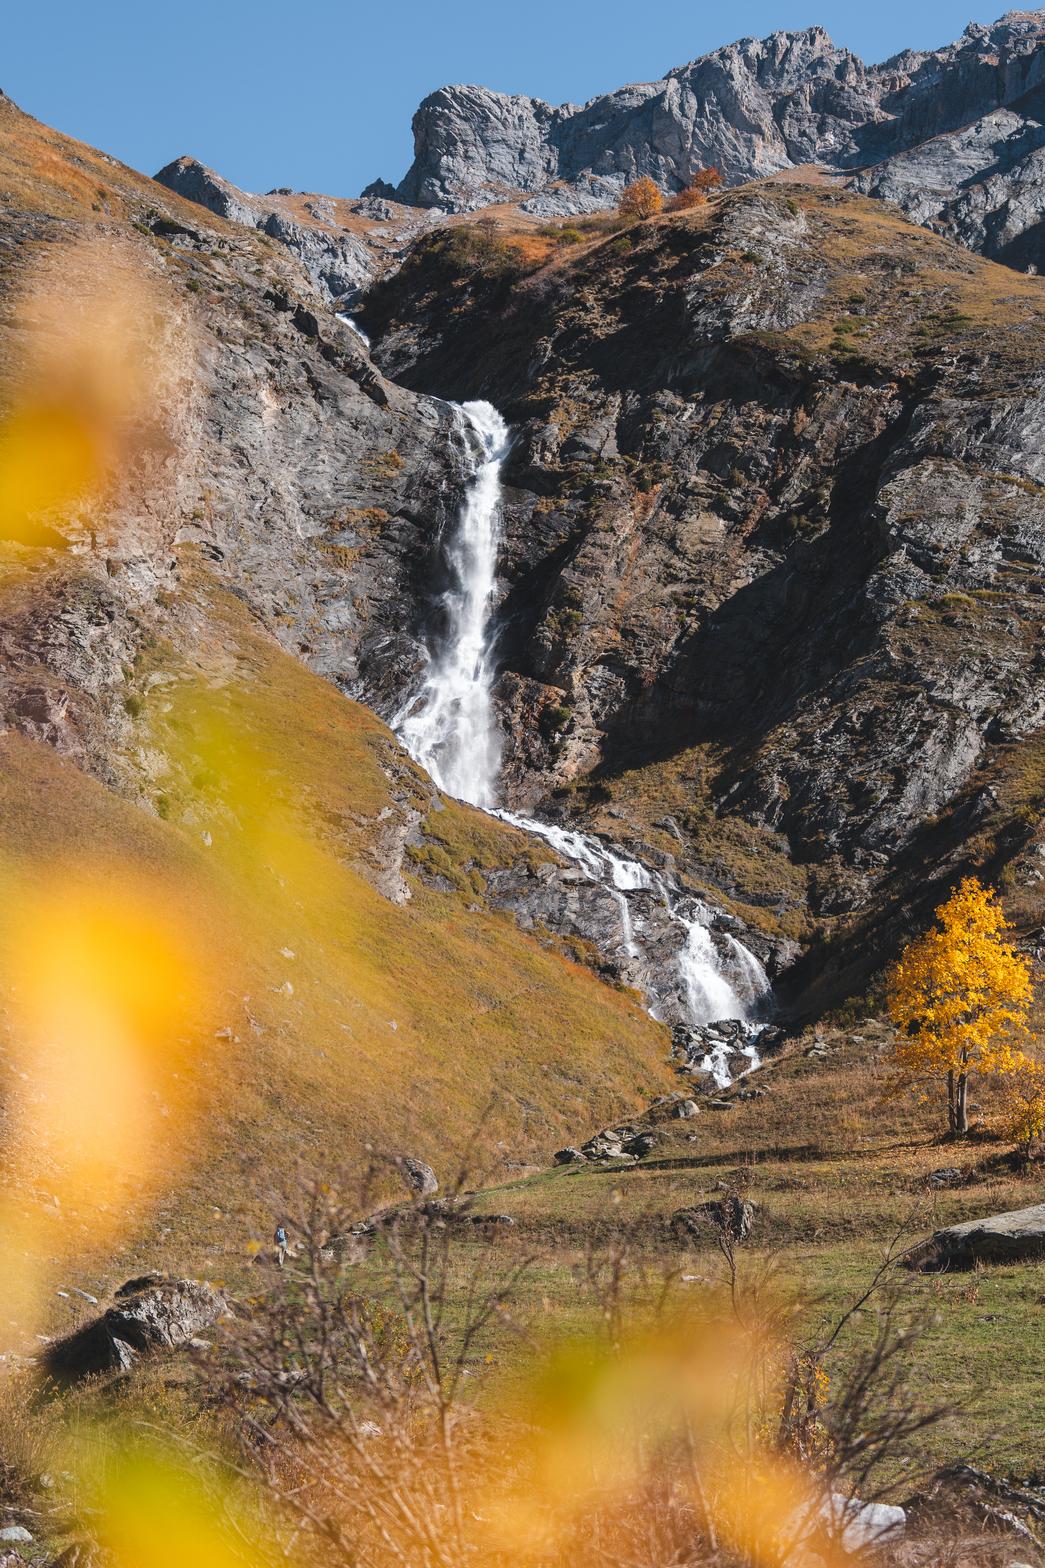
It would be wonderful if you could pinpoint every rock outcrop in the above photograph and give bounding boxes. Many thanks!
[383,14,1045,269]
[153,157,440,302]
[40,1277,227,1384]
[906,1202,1045,1270]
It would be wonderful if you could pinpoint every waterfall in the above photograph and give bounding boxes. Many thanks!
[393,402,509,810]
[336,312,372,351]
[391,398,771,1045]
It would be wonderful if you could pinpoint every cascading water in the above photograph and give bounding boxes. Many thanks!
[391,397,771,1062]
[336,311,372,351]
[393,402,509,809]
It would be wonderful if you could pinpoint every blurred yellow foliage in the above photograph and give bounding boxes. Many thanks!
[0,233,184,549]
[85,1440,267,1568]
[0,864,214,1335]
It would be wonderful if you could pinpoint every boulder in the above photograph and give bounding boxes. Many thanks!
[672,1198,755,1244]
[581,1133,625,1160]
[40,1278,227,1385]
[623,1132,656,1157]
[905,1202,1045,1271]
[397,1156,438,1197]
[553,1146,586,1165]
[669,1100,700,1120]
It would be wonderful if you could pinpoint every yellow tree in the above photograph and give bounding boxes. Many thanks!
[887,877,1032,1136]
[618,176,663,220]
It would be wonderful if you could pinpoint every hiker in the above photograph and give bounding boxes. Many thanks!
[274,1222,288,1268]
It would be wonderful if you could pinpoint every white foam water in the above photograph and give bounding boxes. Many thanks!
[393,401,509,810]
[336,312,372,350]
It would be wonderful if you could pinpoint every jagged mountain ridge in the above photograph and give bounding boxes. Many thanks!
[368,11,1045,269]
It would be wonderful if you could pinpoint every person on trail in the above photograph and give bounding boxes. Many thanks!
[274,1223,288,1268]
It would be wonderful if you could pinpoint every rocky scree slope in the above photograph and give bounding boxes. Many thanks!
[378,12,1045,272]
[0,92,676,1276]
[359,183,1045,1010]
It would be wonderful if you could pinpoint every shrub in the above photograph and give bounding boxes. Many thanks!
[617,177,663,221]
[665,166,724,212]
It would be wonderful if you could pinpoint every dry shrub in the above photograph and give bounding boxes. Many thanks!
[192,1175,945,1568]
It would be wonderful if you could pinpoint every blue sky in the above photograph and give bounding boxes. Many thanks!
[4,1,1007,197]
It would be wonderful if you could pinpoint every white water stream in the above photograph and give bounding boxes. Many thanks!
[336,312,372,351]
[391,398,770,1059]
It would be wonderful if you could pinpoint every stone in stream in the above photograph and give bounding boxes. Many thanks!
[905,1202,1045,1270]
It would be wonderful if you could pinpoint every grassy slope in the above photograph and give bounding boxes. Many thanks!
[429,1022,1045,1477]
[0,565,674,1315]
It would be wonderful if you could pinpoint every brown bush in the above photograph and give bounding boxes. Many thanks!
[666,167,724,212]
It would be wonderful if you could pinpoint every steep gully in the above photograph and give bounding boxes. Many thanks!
[389,398,772,1085]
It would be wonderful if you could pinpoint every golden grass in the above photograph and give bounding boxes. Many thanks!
[0,563,674,1320]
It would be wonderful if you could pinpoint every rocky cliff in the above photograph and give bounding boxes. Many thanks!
[379,13,1045,269]
[153,156,442,302]
[358,182,1045,1008]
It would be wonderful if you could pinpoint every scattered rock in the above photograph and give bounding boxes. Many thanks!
[396,1156,438,1197]
[671,1198,756,1244]
[40,1277,227,1384]
[905,1203,1045,1271]
[623,1132,656,1157]
[925,1166,964,1189]
[553,1146,585,1165]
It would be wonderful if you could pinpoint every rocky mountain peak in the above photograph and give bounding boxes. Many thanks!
[365,11,1045,270]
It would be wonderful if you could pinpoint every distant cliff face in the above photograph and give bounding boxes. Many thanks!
[383,13,1045,267]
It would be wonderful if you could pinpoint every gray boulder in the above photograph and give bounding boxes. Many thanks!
[672,1198,756,1244]
[906,1202,1045,1271]
[553,1146,586,1165]
[623,1132,656,1157]
[397,1156,438,1197]
[40,1278,227,1384]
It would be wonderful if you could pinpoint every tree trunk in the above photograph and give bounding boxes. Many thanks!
[947,1070,957,1137]
[956,1071,969,1136]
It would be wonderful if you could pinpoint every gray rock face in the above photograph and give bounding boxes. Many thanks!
[849,102,1045,272]
[386,14,1045,268]
[362,177,1045,1005]
[40,1278,227,1383]
[907,1202,1045,1270]
[154,158,379,301]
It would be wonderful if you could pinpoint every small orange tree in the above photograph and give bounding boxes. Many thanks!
[886,877,1033,1136]
[666,167,725,212]
[618,176,663,220]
